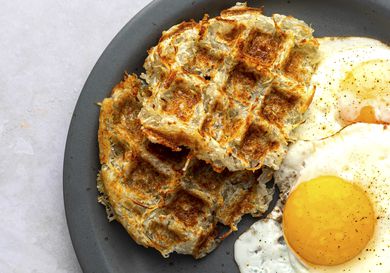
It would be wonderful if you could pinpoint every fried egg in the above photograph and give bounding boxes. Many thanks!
[235,123,390,273]
[292,37,390,140]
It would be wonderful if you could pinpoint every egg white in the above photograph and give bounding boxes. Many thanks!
[235,123,390,273]
[235,217,308,273]
[275,123,390,273]
[291,37,390,141]
[235,35,390,273]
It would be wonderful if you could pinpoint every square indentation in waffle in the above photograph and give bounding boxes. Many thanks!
[142,189,217,256]
[98,73,275,258]
[200,98,249,145]
[224,62,268,106]
[184,45,224,79]
[237,121,281,168]
[260,84,302,128]
[159,74,204,122]
[240,29,288,68]
[181,159,269,226]
[122,156,174,206]
[140,5,318,171]
[281,48,317,85]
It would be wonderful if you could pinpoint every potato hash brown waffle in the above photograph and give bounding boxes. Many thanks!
[139,3,318,172]
[97,75,274,258]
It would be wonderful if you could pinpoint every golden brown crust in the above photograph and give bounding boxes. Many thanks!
[97,75,273,259]
[283,51,307,83]
[241,30,286,67]
[97,3,319,260]
[160,76,202,122]
[140,4,319,171]
[224,62,262,105]
[260,87,301,127]
[239,123,280,164]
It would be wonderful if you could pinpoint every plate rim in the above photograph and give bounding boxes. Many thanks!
[63,0,390,272]
[63,0,162,271]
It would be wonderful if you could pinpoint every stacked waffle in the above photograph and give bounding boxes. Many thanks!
[97,3,318,258]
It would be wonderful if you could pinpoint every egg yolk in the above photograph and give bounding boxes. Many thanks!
[355,105,381,124]
[339,59,390,124]
[283,176,376,266]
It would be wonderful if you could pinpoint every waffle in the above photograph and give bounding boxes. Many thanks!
[97,74,274,258]
[139,3,318,172]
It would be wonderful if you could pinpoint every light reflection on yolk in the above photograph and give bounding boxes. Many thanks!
[283,176,376,266]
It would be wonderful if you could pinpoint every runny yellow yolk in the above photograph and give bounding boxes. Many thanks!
[355,105,381,124]
[340,59,390,124]
[283,176,376,266]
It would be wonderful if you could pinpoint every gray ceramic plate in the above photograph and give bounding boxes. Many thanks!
[63,0,390,272]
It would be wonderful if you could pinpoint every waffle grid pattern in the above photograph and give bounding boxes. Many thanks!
[139,4,318,171]
[98,75,273,258]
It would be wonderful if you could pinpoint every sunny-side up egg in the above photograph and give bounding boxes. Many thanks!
[235,123,390,273]
[291,37,390,141]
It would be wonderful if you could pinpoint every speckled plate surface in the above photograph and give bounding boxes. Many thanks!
[63,0,390,272]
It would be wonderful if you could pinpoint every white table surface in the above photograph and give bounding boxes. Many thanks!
[0,1,153,272]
